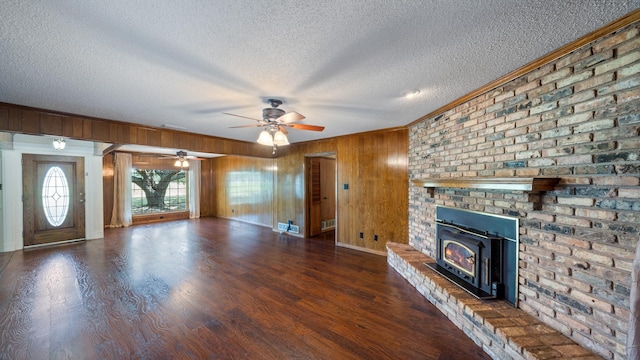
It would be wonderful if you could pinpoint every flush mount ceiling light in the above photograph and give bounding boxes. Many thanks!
[401,89,421,99]
[52,138,66,150]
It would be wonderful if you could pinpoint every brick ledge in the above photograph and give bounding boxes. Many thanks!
[386,242,602,360]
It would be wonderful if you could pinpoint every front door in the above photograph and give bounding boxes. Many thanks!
[22,154,85,246]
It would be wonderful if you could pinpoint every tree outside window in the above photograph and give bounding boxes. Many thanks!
[131,169,188,214]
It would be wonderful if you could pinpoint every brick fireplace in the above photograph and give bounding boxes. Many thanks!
[398,19,640,360]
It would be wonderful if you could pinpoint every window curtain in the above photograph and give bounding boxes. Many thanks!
[110,152,132,227]
[189,160,201,219]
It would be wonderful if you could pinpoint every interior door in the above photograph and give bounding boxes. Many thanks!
[22,154,85,246]
[308,157,322,236]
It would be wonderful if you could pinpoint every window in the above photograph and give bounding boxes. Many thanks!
[131,169,188,215]
[42,166,70,226]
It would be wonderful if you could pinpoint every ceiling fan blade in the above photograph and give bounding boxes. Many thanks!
[277,111,305,123]
[288,123,325,131]
[278,125,288,134]
[229,124,264,129]
[222,112,262,122]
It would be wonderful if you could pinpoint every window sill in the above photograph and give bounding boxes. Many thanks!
[132,211,189,225]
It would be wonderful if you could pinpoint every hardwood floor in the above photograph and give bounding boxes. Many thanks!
[0,218,490,359]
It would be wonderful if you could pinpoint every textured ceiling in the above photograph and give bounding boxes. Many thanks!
[1,1,639,145]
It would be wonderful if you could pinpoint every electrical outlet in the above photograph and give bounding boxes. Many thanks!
[374,235,378,241]
[359,232,363,239]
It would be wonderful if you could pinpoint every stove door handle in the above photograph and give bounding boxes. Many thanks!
[484,258,490,285]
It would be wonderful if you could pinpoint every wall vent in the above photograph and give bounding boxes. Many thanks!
[321,219,336,230]
[277,222,299,234]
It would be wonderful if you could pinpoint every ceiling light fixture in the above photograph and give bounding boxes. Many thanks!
[174,151,189,168]
[52,138,66,150]
[257,130,274,146]
[272,130,289,146]
[402,89,421,99]
[256,126,290,155]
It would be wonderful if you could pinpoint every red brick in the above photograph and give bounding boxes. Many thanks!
[495,90,515,103]
[592,176,639,186]
[555,234,590,249]
[618,88,640,104]
[528,82,557,98]
[593,27,640,53]
[574,95,616,113]
[556,133,593,146]
[556,154,593,165]
[528,64,555,82]
[571,289,614,312]
[575,208,617,221]
[541,67,573,85]
[557,70,593,88]
[557,89,595,106]
[556,215,592,227]
[595,51,640,75]
[515,80,540,95]
[516,168,541,176]
[556,48,592,69]
[557,196,594,206]
[618,188,640,198]
[619,36,640,56]
[573,249,614,267]
[574,72,614,92]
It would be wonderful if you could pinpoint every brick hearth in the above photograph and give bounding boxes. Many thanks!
[387,242,602,360]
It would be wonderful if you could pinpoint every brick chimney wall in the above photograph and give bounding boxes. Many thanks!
[408,23,640,359]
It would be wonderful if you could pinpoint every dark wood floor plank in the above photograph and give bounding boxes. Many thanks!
[0,218,490,359]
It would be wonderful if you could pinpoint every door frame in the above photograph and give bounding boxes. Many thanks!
[22,154,86,247]
[0,134,104,252]
[304,152,337,242]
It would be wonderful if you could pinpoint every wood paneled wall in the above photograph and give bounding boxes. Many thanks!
[200,158,215,217]
[2,102,408,253]
[276,128,409,253]
[202,127,408,253]
[205,155,275,227]
[102,153,115,226]
[0,103,273,158]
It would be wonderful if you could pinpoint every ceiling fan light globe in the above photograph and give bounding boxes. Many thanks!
[182,160,189,168]
[273,131,290,146]
[174,159,182,167]
[257,130,274,146]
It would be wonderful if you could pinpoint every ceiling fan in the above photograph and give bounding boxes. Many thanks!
[223,99,325,147]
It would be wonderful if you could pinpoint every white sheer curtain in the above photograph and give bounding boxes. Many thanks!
[189,160,201,219]
[110,152,132,227]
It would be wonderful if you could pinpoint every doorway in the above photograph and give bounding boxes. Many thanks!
[22,154,86,247]
[305,154,336,239]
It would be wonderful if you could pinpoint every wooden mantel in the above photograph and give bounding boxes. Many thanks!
[411,177,560,192]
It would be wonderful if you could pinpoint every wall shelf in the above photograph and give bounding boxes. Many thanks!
[411,178,559,209]
[411,177,559,192]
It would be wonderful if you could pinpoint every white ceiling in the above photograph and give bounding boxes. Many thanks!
[1,1,639,145]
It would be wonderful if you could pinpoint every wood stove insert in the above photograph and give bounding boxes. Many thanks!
[426,206,519,305]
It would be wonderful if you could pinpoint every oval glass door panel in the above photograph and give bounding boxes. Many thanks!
[42,166,70,227]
